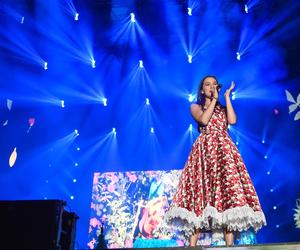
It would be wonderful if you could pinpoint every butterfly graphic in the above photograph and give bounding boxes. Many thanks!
[294,199,300,229]
[285,90,300,121]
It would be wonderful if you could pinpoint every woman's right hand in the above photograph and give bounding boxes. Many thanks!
[213,84,219,99]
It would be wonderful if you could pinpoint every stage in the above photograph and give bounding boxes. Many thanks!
[101,243,300,250]
[206,242,300,250]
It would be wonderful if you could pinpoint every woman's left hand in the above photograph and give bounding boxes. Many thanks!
[224,81,235,98]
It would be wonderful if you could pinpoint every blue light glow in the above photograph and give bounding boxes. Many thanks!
[130,13,136,23]
[139,60,144,68]
[91,59,96,68]
[103,98,107,106]
[146,98,150,105]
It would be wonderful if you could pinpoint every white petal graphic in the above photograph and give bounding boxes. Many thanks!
[289,103,298,113]
[285,90,296,103]
[9,147,17,167]
[294,111,300,121]
[7,99,13,110]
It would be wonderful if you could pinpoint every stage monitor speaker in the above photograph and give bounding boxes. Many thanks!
[60,210,79,250]
[0,199,78,250]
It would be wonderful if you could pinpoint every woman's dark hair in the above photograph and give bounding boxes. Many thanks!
[196,75,219,105]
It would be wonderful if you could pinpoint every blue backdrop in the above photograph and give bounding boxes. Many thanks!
[0,0,299,248]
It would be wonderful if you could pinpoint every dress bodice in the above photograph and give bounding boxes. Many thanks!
[199,105,228,135]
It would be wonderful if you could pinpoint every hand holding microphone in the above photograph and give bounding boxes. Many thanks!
[213,83,222,100]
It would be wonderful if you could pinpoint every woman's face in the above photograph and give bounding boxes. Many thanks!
[202,77,218,98]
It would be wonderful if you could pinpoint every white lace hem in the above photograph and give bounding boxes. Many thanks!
[164,205,266,236]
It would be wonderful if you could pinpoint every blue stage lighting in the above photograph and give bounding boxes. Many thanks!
[74,162,79,167]
[70,195,74,200]
[188,54,192,63]
[150,127,154,133]
[244,5,249,14]
[264,155,268,159]
[236,141,239,145]
[21,16,24,24]
[112,128,116,134]
[273,206,277,210]
[61,100,65,108]
[103,98,107,106]
[77,147,80,151]
[91,59,96,68]
[74,12,79,21]
[189,124,193,132]
[146,98,150,105]
[270,188,274,192]
[267,171,271,175]
[44,62,48,70]
[188,94,194,102]
[130,13,136,23]
[262,140,265,144]
[73,178,77,183]
[236,52,241,61]
[232,91,236,100]
[74,129,79,136]
[187,7,192,16]
[139,60,144,68]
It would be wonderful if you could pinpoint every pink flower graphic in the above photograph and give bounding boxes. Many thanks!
[93,173,100,185]
[110,173,118,183]
[126,172,137,183]
[125,239,133,248]
[103,172,118,183]
[176,240,184,246]
[90,217,101,228]
[101,214,107,222]
[87,238,96,249]
[107,184,115,192]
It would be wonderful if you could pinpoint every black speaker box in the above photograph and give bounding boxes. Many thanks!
[0,200,78,250]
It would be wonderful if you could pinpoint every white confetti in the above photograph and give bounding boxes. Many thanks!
[9,147,17,167]
[7,99,13,110]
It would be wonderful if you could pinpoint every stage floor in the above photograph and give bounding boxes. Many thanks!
[207,242,300,249]
[100,242,300,250]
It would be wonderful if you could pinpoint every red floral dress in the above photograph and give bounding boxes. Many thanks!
[165,104,266,237]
